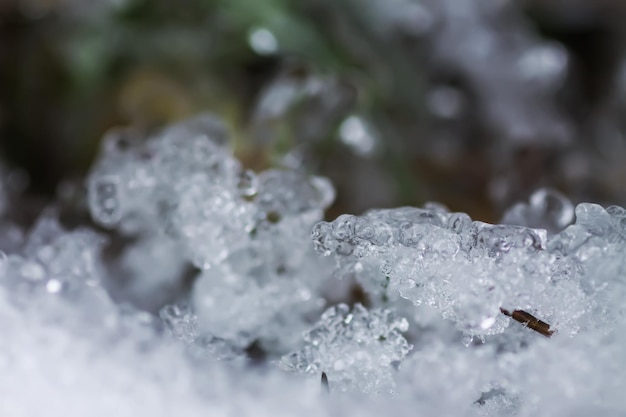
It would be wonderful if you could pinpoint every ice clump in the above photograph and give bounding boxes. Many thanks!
[280,303,412,394]
[312,195,626,338]
[88,114,335,352]
[429,0,570,146]
[1,211,109,314]
[502,188,575,235]
[3,112,626,416]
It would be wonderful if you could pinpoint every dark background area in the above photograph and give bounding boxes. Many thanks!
[2,0,626,224]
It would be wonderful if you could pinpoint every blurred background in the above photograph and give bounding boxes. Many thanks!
[2,0,626,224]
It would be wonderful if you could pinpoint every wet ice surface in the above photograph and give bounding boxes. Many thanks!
[1,117,626,416]
[280,303,412,394]
[87,115,334,351]
[316,197,626,337]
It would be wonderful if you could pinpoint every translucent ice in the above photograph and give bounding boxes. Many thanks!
[4,112,626,416]
[88,114,334,268]
[502,188,575,235]
[88,115,336,352]
[312,201,598,337]
[1,211,107,304]
[430,0,571,145]
[280,303,412,394]
[87,115,240,239]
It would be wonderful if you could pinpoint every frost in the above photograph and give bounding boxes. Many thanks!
[312,197,626,339]
[88,115,335,351]
[429,0,571,145]
[280,303,412,394]
[502,188,575,235]
[2,112,626,416]
[2,211,107,308]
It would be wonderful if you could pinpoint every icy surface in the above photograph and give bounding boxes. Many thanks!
[280,303,412,394]
[501,188,575,235]
[1,211,109,314]
[312,198,626,340]
[2,114,626,416]
[88,115,334,351]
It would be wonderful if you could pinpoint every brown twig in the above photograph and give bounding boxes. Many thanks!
[500,308,555,337]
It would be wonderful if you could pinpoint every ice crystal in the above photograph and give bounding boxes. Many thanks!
[429,0,570,145]
[160,303,198,345]
[3,110,626,416]
[1,211,107,304]
[502,188,575,235]
[88,115,335,351]
[280,303,412,394]
[312,195,626,339]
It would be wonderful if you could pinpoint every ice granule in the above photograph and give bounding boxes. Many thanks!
[312,195,626,338]
[430,0,571,146]
[2,211,106,302]
[501,188,575,235]
[88,115,336,351]
[3,111,626,416]
[192,261,326,351]
[88,115,334,268]
[160,302,198,345]
[87,114,245,244]
[280,303,412,394]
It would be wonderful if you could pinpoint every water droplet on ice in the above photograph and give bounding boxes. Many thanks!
[332,215,356,240]
[530,188,574,230]
[237,170,258,198]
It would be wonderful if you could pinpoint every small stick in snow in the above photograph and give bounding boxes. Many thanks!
[500,308,555,337]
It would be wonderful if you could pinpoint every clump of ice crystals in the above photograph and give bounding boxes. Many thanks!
[501,188,575,235]
[1,211,108,309]
[87,114,334,351]
[3,113,626,415]
[280,303,411,394]
[312,197,625,340]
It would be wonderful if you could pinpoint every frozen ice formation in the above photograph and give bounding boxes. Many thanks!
[1,211,108,308]
[312,197,626,340]
[88,114,333,267]
[88,115,335,351]
[280,303,412,394]
[501,188,575,235]
[428,0,570,146]
[2,112,626,416]
[87,114,234,237]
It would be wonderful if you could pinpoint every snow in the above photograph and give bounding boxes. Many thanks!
[0,115,625,416]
